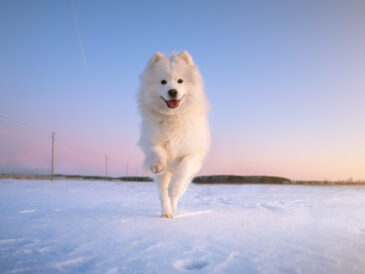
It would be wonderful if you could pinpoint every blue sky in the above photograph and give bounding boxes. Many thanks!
[1,0,364,180]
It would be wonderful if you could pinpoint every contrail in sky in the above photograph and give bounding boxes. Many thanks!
[70,0,88,73]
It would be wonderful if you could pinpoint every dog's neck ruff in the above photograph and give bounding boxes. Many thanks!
[147,105,204,122]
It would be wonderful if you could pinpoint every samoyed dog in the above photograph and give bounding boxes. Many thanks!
[137,51,210,218]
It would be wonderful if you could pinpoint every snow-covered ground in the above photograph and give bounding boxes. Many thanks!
[0,179,365,274]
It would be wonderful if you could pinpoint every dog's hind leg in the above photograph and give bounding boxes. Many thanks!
[155,170,174,218]
[168,155,202,212]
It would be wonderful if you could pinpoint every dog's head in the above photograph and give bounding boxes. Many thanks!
[139,51,207,116]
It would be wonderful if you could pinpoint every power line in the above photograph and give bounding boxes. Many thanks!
[0,114,110,160]
[0,114,50,136]
[0,120,50,140]
[1,113,132,178]
[55,137,105,158]
[0,114,108,160]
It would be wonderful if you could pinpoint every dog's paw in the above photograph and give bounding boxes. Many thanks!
[161,212,174,219]
[150,162,165,174]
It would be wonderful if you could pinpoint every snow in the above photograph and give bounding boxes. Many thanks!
[1,179,365,273]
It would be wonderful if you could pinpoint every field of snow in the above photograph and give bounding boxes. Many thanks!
[0,179,365,273]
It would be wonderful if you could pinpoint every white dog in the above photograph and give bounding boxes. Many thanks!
[137,51,210,218]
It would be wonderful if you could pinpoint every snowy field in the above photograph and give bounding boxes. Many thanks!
[0,179,365,274]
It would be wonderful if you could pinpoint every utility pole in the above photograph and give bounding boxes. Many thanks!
[105,154,108,178]
[51,132,55,181]
[126,164,128,178]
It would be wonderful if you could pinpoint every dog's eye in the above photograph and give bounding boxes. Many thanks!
[160,80,167,85]
[177,79,183,84]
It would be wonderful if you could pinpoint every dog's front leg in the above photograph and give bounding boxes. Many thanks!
[168,155,202,212]
[155,171,173,218]
[147,146,167,174]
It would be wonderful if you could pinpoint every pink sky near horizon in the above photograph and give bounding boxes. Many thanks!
[1,124,365,181]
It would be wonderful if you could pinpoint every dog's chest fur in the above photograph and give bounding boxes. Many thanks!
[152,113,208,163]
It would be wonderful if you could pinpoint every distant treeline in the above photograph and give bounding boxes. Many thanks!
[1,174,365,185]
[193,175,291,184]
[0,174,153,182]
[193,175,365,185]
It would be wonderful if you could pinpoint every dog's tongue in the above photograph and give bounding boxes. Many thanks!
[167,100,179,108]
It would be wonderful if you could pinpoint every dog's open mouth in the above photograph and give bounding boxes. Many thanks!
[161,96,183,109]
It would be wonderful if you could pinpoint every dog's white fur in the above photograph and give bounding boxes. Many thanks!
[137,51,210,218]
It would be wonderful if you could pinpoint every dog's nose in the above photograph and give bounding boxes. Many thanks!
[168,89,177,98]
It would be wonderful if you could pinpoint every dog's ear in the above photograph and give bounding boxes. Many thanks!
[149,52,165,65]
[179,50,194,66]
